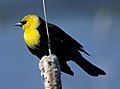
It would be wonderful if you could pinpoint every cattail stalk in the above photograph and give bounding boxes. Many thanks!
[39,54,62,89]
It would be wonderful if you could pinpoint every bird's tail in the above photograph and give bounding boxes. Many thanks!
[72,52,106,76]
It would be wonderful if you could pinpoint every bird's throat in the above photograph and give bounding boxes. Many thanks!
[24,29,40,49]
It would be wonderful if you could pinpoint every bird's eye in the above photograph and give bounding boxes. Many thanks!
[20,21,27,25]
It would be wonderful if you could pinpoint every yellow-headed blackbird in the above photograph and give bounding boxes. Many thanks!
[15,14,106,76]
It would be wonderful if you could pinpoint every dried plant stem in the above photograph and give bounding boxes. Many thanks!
[39,54,62,89]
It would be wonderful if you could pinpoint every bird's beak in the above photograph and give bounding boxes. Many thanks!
[14,22,22,26]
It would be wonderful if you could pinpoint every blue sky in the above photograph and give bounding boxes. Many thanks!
[0,0,120,89]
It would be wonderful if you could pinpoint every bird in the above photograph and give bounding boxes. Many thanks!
[15,14,106,76]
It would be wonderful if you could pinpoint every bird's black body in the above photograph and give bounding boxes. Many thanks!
[27,17,106,76]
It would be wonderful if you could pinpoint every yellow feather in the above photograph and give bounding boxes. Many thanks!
[24,29,40,49]
[21,15,41,49]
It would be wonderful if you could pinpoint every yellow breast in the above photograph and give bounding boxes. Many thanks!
[24,29,40,49]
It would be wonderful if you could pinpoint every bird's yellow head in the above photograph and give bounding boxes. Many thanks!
[15,15,40,31]
[15,14,41,48]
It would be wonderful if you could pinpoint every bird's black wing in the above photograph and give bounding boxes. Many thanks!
[48,23,83,49]
[48,23,90,56]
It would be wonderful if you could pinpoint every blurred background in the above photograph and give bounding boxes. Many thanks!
[0,0,120,89]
